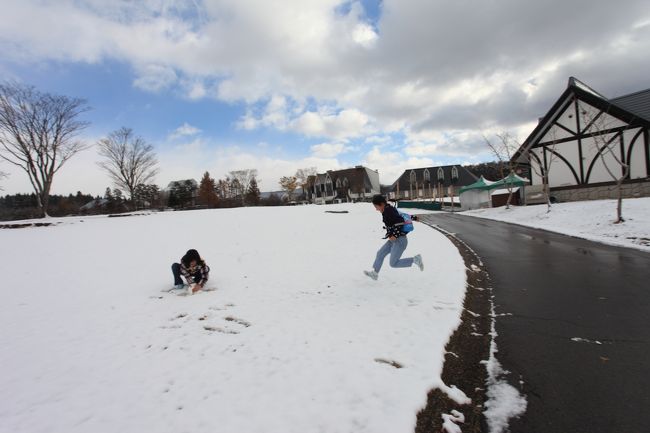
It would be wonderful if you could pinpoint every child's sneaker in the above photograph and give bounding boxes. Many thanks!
[413,254,424,271]
[364,270,378,280]
[173,284,186,290]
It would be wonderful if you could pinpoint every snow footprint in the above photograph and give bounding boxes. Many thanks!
[204,326,239,334]
[225,316,251,327]
[374,358,403,369]
[203,314,250,335]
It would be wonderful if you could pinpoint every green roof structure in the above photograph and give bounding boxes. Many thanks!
[459,173,528,194]
[458,176,496,193]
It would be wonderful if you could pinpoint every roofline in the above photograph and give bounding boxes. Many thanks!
[325,165,378,174]
[390,163,478,187]
[394,163,470,180]
[610,87,650,102]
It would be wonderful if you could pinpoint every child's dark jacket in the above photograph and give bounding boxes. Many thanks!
[382,204,406,239]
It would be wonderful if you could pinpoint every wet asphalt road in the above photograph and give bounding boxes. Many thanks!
[418,213,650,433]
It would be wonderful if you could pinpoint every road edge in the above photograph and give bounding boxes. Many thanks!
[415,217,493,433]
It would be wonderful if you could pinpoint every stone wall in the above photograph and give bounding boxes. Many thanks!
[551,179,650,202]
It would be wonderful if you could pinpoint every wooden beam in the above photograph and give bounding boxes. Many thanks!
[532,125,634,148]
[645,128,650,177]
[553,121,575,136]
[575,98,585,183]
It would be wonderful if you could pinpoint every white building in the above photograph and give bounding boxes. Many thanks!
[513,77,650,202]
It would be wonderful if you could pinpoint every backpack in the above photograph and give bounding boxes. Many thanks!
[398,212,414,233]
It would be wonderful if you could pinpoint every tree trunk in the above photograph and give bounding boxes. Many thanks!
[616,180,624,223]
[543,175,552,214]
[506,187,513,209]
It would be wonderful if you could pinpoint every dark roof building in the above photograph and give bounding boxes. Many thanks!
[611,88,650,122]
[390,165,478,199]
[309,166,380,203]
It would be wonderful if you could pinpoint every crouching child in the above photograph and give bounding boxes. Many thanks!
[171,249,210,295]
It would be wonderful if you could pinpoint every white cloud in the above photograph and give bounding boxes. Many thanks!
[238,95,289,130]
[2,0,650,166]
[290,108,371,139]
[362,146,436,186]
[310,142,352,158]
[133,64,178,92]
[169,122,202,140]
[352,23,378,48]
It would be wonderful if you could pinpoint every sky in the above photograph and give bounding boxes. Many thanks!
[0,0,649,196]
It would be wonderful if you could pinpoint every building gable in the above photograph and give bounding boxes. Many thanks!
[514,77,650,189]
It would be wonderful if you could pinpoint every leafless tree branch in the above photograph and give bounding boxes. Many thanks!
[97,127,159,207]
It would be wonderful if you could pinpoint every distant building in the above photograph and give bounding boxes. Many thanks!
[512,77,650,202]
[389,165,478,200]
[80,198,108,211]
[308,166,380,204]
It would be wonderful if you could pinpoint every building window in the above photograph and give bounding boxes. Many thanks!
[343,177,349,187]
[451,166,459,182]
[423,169,430,182]
[437,167,445,182]
[410,170,417,184]
[336,178,342,188]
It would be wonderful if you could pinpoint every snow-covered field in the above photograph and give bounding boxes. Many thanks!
[461,197,650,251]
[0,203,468,433]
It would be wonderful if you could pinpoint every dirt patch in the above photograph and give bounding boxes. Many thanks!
[374,358,404,369]
[0,222,56,229]
[415,217,493,433]
[108,213,149,218]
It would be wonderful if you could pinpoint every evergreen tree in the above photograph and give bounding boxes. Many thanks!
[104,187,116,212]
[198,171,218,207]
[245,176,261,206]
[113,189,125,212]
[167,180,196,208]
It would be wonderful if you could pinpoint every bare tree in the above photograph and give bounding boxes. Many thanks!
[0,82,91,217]
[0,170,7,191]
[295,167,317,199]
[580,109,632,224]
[216,177,231,200]
[484,132,522,209]
[97,127,159,207]
[526,130,559,213]
[230,169,258,204]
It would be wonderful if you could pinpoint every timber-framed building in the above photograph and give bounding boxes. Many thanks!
[513,77,650,202]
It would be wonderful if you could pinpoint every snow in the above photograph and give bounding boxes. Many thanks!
[0,203,468,433]
[483,302,527,433]
[490,187,520,195]
[461,197,650,251]
[441,410,465,433]
[570,337,603,345]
